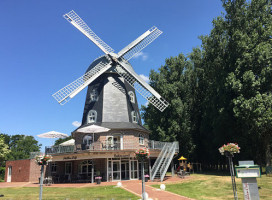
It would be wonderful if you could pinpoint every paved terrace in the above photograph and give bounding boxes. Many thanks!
[0,176,194,200]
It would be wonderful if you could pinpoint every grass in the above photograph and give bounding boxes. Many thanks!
[0,186,138,200]
[152,173,272,200]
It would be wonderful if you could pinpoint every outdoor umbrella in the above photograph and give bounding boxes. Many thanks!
[59,139,75,146]
[77,124,110,145]
[178,156,187,160]
[77,124,110,133]
[37,131,69,139]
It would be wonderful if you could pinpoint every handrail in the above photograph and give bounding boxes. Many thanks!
[159,142,177,181]
[45,140,178,155]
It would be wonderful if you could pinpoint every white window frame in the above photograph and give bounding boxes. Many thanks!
[139,134,144,145]
[131,111,138,123]
[51,162,57,173]
[128,91,135,103]
[65,162,72,175]
[90,88,98,102]
[87,110,97,123]
[79,160,92,175]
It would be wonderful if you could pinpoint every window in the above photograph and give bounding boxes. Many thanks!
[90,88,98,102]
[87,110,97,123]
[65,162,72,174]
[128,91,135,103]
[83,134,92,146]
[139,134,144,145]
[78,160,92,174]
[51,162,57,173]
[131,111,138,123]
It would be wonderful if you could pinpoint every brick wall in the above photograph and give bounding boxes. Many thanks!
[5,159,46,183]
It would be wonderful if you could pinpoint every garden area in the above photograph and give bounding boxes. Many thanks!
[0,173,271,200]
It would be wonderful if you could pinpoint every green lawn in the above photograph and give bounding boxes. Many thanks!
[0,186,138,200]
[152,173,272,200]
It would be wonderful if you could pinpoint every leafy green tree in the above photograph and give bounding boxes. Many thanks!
[199,0,272,165]
[5,134,41,161]
[142,52,203,158]
[0,136,10,162]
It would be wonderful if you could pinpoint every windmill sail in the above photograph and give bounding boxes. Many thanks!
[114,62,169,112]
[117,26,162,61]
[52,60,112,105]
[63,10,114,54]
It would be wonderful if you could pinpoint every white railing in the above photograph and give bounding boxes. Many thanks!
[45,140,178,155]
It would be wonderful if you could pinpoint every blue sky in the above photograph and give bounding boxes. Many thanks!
[0,0,224,150]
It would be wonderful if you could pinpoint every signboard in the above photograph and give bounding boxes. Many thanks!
[235,166,261,178]
[242,178,260,200]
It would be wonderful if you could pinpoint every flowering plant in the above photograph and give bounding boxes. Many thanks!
[219,143,240,156]
[35,155,52,166]
[144,175,149,178]
[135,148,150,161]
[95,176,102,179]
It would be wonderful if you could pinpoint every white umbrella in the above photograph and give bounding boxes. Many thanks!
[59,139,75,146]
[77,125,110,133]
[77,125,110,144]
[37,131,69,139]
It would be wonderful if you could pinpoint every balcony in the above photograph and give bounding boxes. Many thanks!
[45,140,179,155]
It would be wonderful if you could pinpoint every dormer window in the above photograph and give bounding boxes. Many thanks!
[87,110,97,123]
[139,134,144,145]
[131,111,138,123]
[128,91,135,103]
[90,89,98,102]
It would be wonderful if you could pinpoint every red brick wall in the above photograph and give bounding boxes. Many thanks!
[5,159,46,183]
[5,159,31,182]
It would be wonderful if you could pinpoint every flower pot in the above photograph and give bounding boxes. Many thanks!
[145,177,149,182]
[97,179,101,184]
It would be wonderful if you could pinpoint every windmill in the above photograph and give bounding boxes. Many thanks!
[52,10,169,113]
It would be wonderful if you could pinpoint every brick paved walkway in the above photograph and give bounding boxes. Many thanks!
[122,179,194,200]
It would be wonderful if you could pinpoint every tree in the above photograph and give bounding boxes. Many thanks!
[0,136,10,162]
[2,134,42,161]
[199,0,272,165]
[142,52,203,158]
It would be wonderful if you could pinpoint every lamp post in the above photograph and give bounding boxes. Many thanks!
[219,143,240,200]
[35,155,52,200]
[135,148,149,200]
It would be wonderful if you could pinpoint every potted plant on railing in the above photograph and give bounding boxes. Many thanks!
[218,143,240,200]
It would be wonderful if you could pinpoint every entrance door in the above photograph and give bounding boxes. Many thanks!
[7,166,12,182]
[121,161,129,180]
[130,160,138,179]
[112,160,121,181]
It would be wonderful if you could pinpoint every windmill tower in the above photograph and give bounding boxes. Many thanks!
[50,11,177,183]
[52,10,169,125]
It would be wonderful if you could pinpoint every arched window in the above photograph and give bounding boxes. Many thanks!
[82,135,92,146]
[131,111,138,123]
[139,134,144,145]
[87,110,97,123]
[90,88,98,102]
[128,91,135,103]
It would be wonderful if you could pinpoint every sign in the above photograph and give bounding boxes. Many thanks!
[63,156,77,160]
[235,166,261,178]
[114,154,130,158]
[242,178,260,200]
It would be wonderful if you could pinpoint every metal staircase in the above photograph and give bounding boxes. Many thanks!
[150,142,178,182]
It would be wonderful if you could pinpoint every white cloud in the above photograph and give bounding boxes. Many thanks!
[72,121,81,127]
[139,74,149,83]
[144,101,149,106]
[133,52,148,61]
